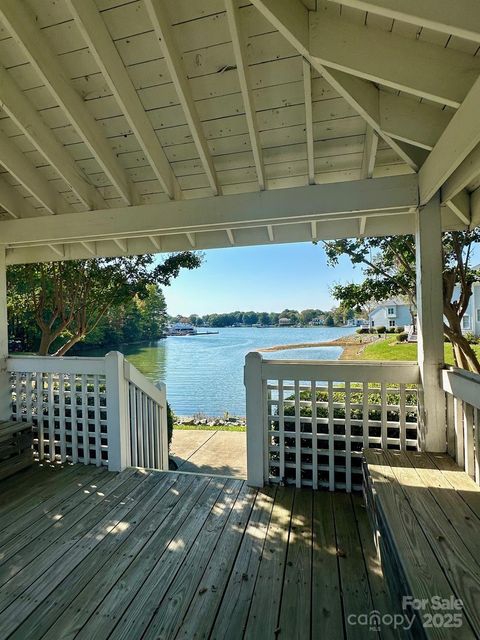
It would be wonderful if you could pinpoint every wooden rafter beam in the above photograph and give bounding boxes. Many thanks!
[0,130,73,215]
[0,0,135,206]
[249,0,419,170]
[0,176,37,219]
[327,0,480,45]
[68,0,179,200]
[225,0,265,190]
[361,126,378,179]
[445,191,471,226]
[419,75,480,204]
[0,66,106,211]
[442,144,480,203]
[309,12,480,108]
[303,58,315,185]
[145,0,219,196]
[0,175,418,247]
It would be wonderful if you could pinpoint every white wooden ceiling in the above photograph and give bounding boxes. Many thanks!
[0,0,479,261]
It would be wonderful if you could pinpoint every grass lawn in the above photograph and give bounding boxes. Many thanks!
[173,423,246,432]
[358,336,480,364]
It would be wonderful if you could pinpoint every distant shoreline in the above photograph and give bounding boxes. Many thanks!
[257,333,378,359]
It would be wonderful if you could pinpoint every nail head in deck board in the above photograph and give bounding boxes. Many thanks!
[311,490,344,640]
[8,472,185,640]
[209,486,276,639]
[140,479,245,640]
[244,486,295,639]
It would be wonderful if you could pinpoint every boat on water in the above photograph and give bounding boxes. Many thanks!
[166,322,218,336]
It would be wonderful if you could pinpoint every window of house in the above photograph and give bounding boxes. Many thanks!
[462,315,471,330]
[389,320,396,327]
[387,307,395,316]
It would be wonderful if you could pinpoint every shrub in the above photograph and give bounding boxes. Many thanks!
[356,327,369,334]
[397,332,408,342]
[464,332,478,344]
[387,327,396,334]
[376,326,386,334]
[396,326,405,333]
[167,401,175,448]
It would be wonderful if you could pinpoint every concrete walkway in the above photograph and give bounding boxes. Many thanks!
[170,429,247,477]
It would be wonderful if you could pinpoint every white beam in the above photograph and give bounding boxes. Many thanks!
[186,232,196,248]
[226,228,235,245]
[0,176,37,219]
[145,0,219,196]
[0,0,135,205]
[68,0,179,200]
[327,0,480,45]
[445,191,471,226]
[0,130,72,215]
[419,75,480,204]
[360,126,378,179]
[415,194,446,451]
[0,66,106,211]
[80,241,96,256]
[0,175,418,247]
[379,92,452,152]
[49,244,65,258]
[225,0,265,190]
[250,0,419,170]
[442,144,480,203]
[113,238,128,252]
[267,225,274,242]
[310,220,317,241]
[303,59,315,185]
[359,216,367,236]
[309,12,480,108]
[148,236,162,251]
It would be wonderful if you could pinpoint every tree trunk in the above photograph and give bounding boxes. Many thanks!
[37,332,54,356]
[444,319,480,373]
[53,334,85,357]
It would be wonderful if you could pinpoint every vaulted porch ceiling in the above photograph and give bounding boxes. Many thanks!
[0,0,478,263]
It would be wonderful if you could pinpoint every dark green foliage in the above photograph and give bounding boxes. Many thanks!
[397,332,408,342]
[167,402,175,448]
[376,326,386,334]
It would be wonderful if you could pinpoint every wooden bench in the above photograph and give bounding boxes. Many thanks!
[363,449,480,639]
[0,420,34,481]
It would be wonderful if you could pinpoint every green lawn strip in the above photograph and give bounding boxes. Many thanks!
[357,336,480,365]
[173,423,246,432]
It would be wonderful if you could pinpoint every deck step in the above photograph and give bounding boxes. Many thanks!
[363,449,480,639]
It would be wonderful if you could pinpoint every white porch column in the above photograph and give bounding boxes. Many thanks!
[0,246,10,421]
[415,193,446,451]
[244,351,267,487]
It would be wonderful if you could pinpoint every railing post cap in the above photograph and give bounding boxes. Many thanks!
[245,351,262,363]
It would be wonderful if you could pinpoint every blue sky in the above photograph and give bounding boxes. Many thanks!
[163,242,362,316]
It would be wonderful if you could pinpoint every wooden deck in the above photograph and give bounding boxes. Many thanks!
[0,463,400,639]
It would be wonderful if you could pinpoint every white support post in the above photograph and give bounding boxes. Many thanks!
[105,351,130,471]
[244,351,267,487]
[0,246,9,421]
[415,193,447,451]
[157,382,169,471]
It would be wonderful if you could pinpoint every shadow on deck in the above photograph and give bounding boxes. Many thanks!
[0,462,399,639]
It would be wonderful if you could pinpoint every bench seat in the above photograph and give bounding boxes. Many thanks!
[363,449,480,639]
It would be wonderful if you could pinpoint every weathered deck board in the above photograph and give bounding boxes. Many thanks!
[0,464,401,640]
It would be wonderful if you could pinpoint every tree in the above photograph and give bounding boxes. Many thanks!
[323,231,480,372]
[8,252,201,356]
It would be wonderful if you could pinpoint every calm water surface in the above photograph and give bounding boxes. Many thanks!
[88,327,353,416]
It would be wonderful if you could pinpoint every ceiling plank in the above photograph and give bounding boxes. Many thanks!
[0,66,106,211]
[419,75,480,204]
[0,130,73,215]
[225,0,265,190]
[0,0,135,206]
[68,0,179,200]
[361,126,378,179]
[303,58,315,185]
[145,0,219,196]
[1,175,419,247]
[327,0,480,44]
[309,12,480,108]
[0,176,37,219]
[249,0,419,170]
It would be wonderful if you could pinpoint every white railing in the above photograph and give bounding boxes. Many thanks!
[7,351,169,472]
[442,367,480,485]
[245,352,420,491]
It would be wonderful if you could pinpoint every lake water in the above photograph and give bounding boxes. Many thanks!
[89,326,353,416]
